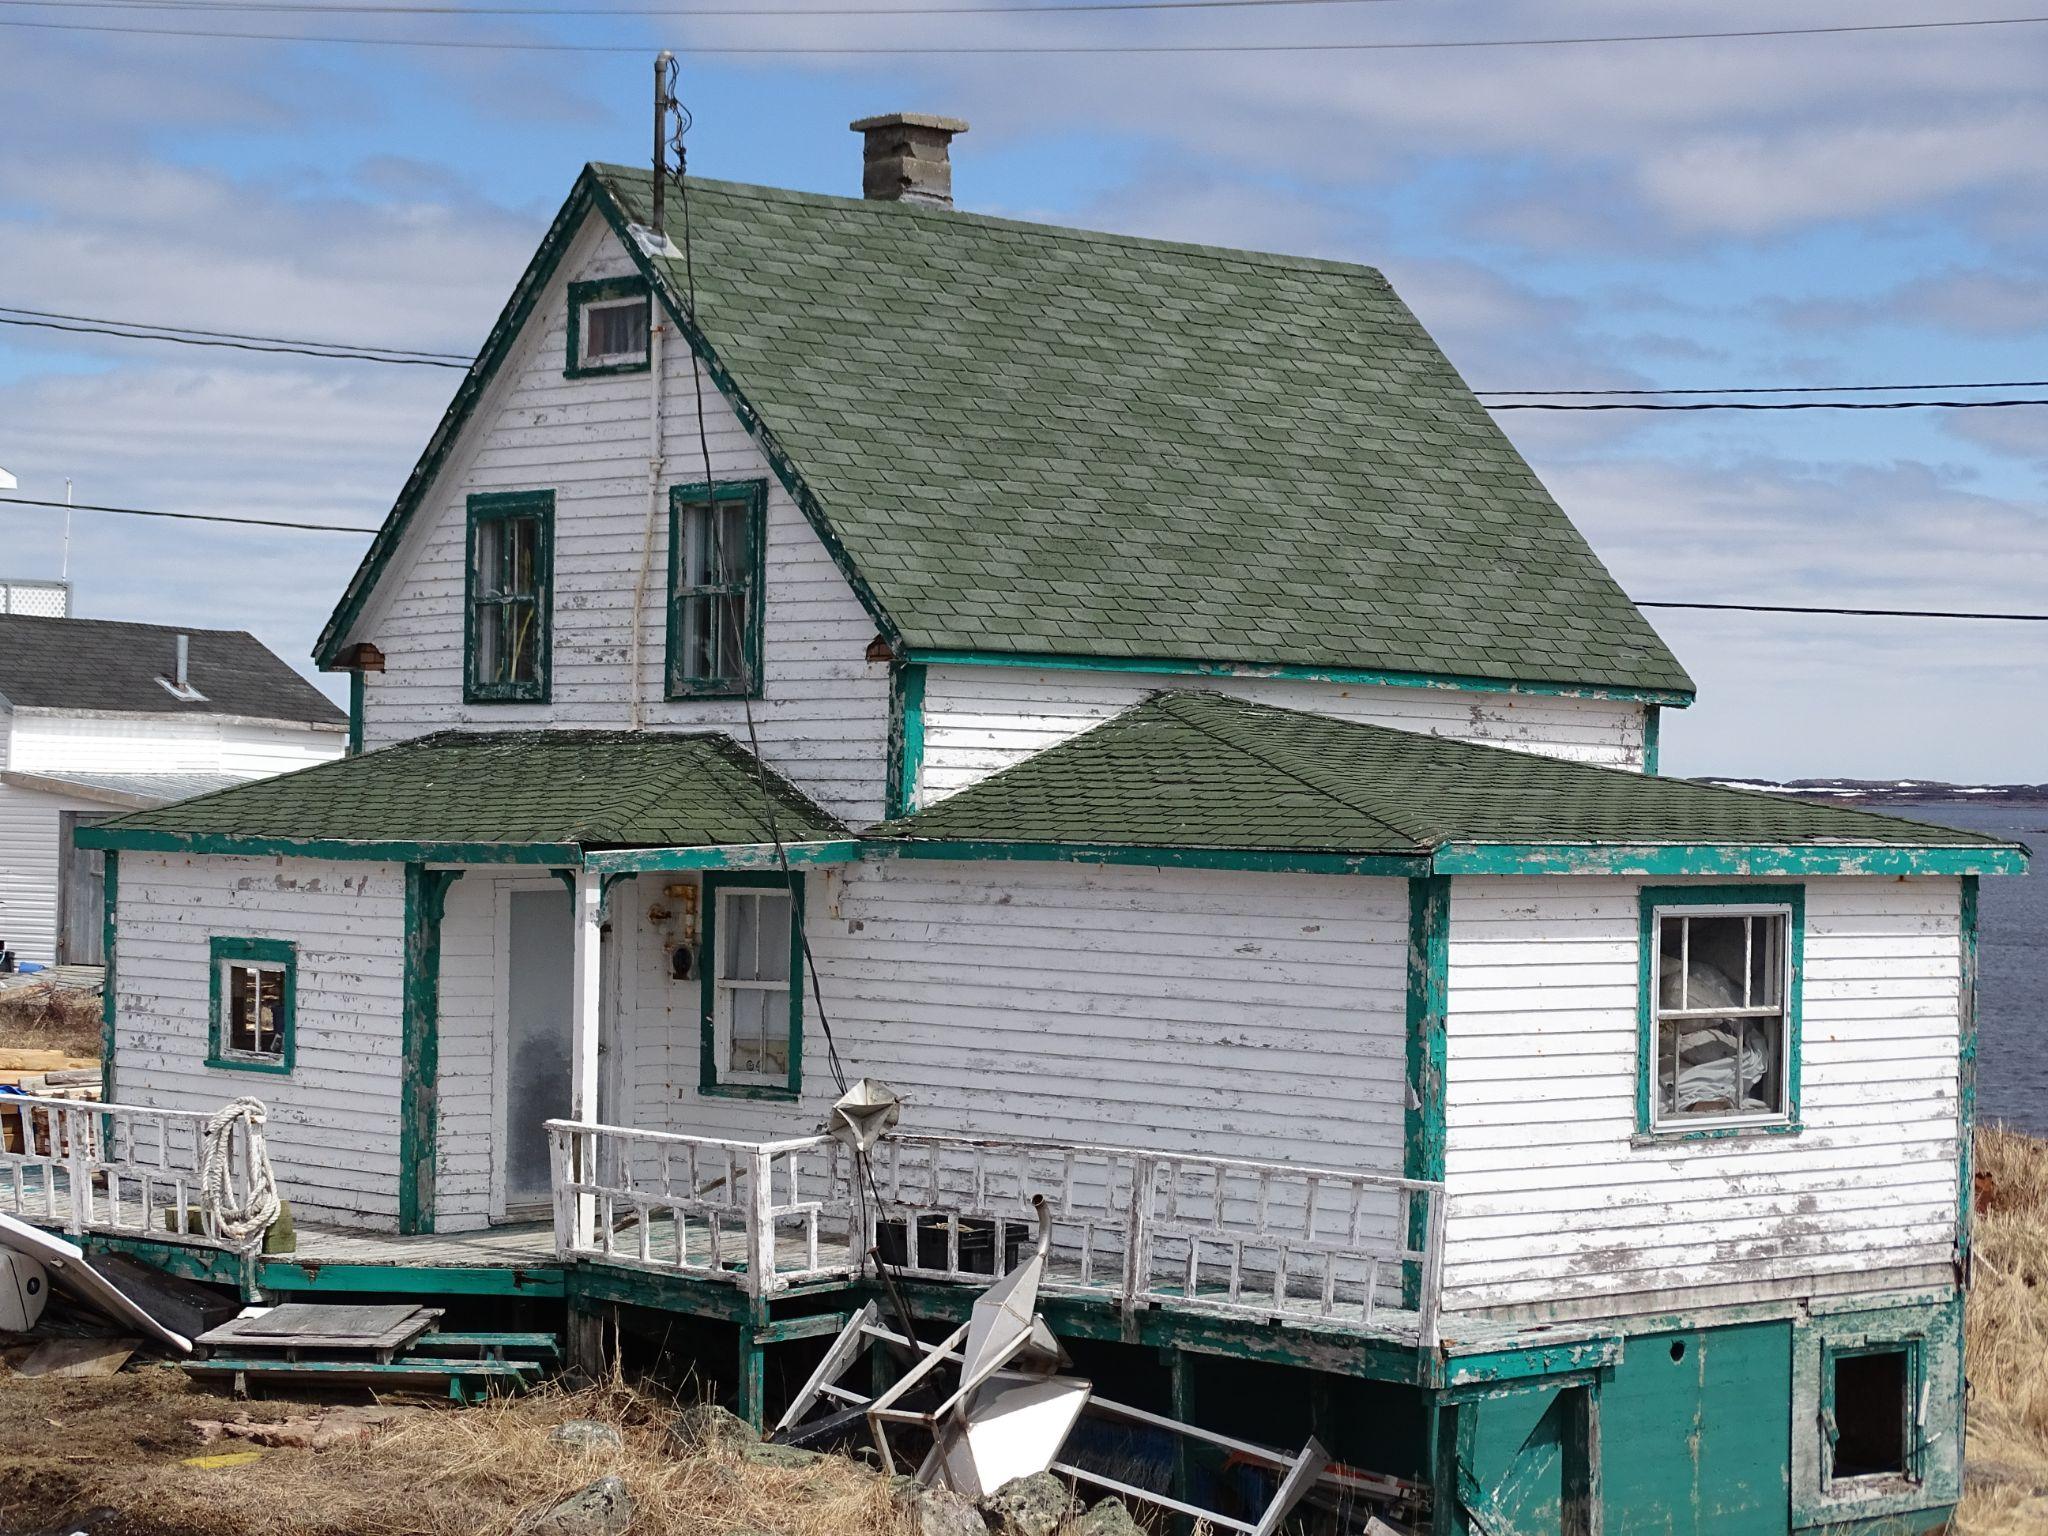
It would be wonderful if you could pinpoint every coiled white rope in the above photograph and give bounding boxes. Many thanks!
[202,1096,280,1247]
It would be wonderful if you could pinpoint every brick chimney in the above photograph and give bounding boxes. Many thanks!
[850,113,969,208]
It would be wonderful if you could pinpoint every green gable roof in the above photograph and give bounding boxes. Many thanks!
[320,165,1693,701]
[76,730,847,861]
[870,693,2026,876]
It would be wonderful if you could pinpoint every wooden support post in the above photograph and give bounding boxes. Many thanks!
[1562,1385,1602,1536]
[737,1304,768,1430]
[1166,1346,1195,1536]
[566,1298,608,1386]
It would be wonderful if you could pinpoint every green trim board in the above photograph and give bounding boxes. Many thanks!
[258,1260,565,1298]
[1643,704,1661,774]
[400,866,463,1235]
[1635,883,1805,1138]
[347,671,365,757]
[563,275,651,378]
[1403,875,1449,1308]
[76,827,583,864]
[904,648,1695,709]
[665,479,767,700]
[876,840,1429,877]
[885,660,926,820]
[205,935,297,1075]
[1435,842,2025,878]
[463,489,554,705]
[99,850,118,1105]
[697,870,805,1102]
[1957,875,1979,1275]
[582,840,859,875]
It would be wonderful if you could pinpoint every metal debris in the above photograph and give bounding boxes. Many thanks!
[827,1078,902,1155]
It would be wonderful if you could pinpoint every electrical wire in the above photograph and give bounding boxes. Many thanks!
[7,10,2048,53]
[0,312,473,367]
[0,304,472,361]
[6,0,1415,16]
[1477,379,2048,398]
[1637,599,2048,622]
[1488,397,2048,412]
[0,494,379,533]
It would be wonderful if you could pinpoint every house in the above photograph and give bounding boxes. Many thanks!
[0,615,344,970]
[28,118,2027,1534]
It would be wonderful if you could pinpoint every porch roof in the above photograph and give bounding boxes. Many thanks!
[870,692,2029,878]
[73,729,848,863]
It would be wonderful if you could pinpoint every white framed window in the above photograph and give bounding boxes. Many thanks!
[1644,893,1801,1132]
[565,277,650,377]
[208,936,295,1073]
[701,875,801,1098]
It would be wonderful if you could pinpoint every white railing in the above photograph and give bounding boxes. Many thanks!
[550,1121,1446,1345]
[0,1094,263,1249]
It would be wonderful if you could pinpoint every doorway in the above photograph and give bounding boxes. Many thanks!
[56,812,109,966]
[499,886,574,1216]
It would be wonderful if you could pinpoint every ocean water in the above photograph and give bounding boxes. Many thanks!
[1891,802,2048,1136]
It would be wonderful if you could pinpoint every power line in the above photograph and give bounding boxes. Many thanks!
[0,313,474,367]
[1638,600,2048,622]
[0,304,471,360]
[6,0,1408,16]
[6,9,2048,53]
[1,495,2042,624]
[1489,396,2048,412]
[1478,379,2048,398]
[0,495,380,534]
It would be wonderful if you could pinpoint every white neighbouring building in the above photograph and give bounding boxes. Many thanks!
[0,614,345,968]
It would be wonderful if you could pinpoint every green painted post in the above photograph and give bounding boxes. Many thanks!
[1642,704,1661,776]
[1958,874,1980,1278]
[737,1309,768,1429]
[346,670,366,757]
[1404,876,1451,1308]
[99,850,118,1106]
[1167,1347,1195,1536]
[1562,1385,1602,1536]
[400,865,462,1236]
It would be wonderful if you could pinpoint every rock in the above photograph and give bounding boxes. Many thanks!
[671,1402,758,1453]
[1070,1498,1143,1536]
[520,1475,634,1536]
[549,1420,625,1454]
[915,1485,991,1536]
[739,1441,823,1470]
[980,1472,1075,1536]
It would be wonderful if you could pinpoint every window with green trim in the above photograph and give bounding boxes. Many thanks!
[699,872,802,1099]
[208,936,295,1074]
[666,480,765,699]
[465,490,553,703]
[1639,885,1803,1134]
[564,276,650,377]
[1825,1343,1921,1486]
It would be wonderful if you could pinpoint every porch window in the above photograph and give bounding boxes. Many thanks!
[667,480,766,699]
[564,276,650,377]
[207,936,295,1074]
[1638,885,1803,1135]
[465,490,553,703]
[700,872,802,1099]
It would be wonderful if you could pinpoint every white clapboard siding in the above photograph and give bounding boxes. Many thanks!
[8,710,340,777]
[915,666,1650,807]
[0,779,105,966]
[613,859,1411,1193]
[112,854,408,1229]
[1439,874,1964,1321]
[348,215,890,826]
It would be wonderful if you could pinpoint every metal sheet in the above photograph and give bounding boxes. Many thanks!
[0,1209,189,1354]
[928,1375,1093,1500]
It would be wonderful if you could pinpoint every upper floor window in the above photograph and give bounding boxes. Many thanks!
[208,936,295,1074]
[667,480,766,699]
[565,277,650,377]
[700,872,802,1100]
[465,490,553,704]
[1639,885,1804,1135]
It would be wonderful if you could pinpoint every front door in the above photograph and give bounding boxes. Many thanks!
[501,886,574,1214]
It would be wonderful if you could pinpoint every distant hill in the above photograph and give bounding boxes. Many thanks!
[1702,778,2048,806]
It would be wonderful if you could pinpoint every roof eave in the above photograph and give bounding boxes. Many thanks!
[1431,840,2029,878]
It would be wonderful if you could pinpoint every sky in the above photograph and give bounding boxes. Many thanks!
[0,1,2044,782]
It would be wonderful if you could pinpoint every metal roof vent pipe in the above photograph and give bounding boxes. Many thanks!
[159,632,206,702]
[851,113,968,208]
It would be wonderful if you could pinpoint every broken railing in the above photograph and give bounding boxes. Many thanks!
[548,1120,1446,1346]
[0,1093,264,1248]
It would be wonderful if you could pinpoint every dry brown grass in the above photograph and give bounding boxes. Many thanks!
[0,980,104,1061]
[1957,1126,2048,1535]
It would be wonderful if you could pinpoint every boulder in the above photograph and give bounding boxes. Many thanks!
[548,1420,625,1454]
[739,1441,823,1470]
[670,1402,757,1453]
[915,1484,991,1536]
[980,1472,1075,1536]
[520,1475,634,1536]
[1070,1498,1143,1536]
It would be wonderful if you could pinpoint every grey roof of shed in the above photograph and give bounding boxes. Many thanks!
[0,616,344,725]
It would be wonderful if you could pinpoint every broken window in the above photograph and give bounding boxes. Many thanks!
[465,491,552,703]
[701,874,801,1097]
[667,481,764,699]
[209,938,294,1072]
[1649,901,1795,1128]
[1828,1346,1916,1483]
[565,277,650,376]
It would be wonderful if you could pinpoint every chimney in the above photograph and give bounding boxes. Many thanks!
[175,633,190,693]
[850,113,969,208]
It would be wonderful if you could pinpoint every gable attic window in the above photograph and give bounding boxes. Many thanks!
[667,480,766,699]
[465,490,553,704]
[1638,885,1804,1136]
[699,872,803,1100]
[208,936,295,1074]
[565,276,650,377]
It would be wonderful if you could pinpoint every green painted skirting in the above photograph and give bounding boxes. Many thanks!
[259,1261,566,1297]
[905,648,1696,709]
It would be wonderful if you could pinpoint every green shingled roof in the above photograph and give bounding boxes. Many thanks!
[870,693,2024,871]
[80,730,846,855]
[319,166,1693,699]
